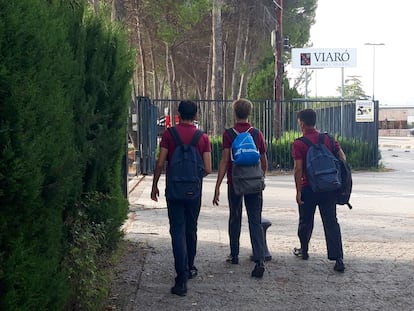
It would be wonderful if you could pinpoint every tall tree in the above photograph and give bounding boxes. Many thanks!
[116,0,316,102]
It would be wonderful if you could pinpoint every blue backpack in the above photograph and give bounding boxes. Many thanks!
[227,127,260,166]
[165,127,205,200]
[226,127,265,195]
[299,133,342,193]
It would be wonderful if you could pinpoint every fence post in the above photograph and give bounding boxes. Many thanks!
[264,100,273,170]
[136,96,157,175]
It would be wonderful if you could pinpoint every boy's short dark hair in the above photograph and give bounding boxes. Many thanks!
[178,100,197,121]
[297,109,316,127]
[233,98,252,119]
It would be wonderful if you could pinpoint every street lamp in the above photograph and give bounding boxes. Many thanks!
[364,43,385,101]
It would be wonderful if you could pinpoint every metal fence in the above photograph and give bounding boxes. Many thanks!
[132,97,379,174]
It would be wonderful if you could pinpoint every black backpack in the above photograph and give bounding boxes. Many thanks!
[226,128,265,196]
[328,136,353,209]
[165,127,205,201]
[299,133,342,193]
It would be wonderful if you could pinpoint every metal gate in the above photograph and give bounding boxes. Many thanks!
[132,98,379,173]
[134,96,157,175]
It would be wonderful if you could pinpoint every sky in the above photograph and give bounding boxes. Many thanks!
[290,0,414,106]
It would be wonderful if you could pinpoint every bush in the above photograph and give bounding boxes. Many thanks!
[64,193,112,311]
[209,131,377,171]
[0,1,133,309]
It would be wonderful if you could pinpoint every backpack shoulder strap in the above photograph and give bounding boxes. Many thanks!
[249,127,259,140]
[326,133,339,156]
[321,132,339,156]
[318,132,326,145]
[167,127,182,146]
[226,128,238,143]
[190,130,203,146]
[299,136,313,147]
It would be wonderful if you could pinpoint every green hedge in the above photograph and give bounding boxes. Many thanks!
[211,131,376,171]
[0,1,133,310]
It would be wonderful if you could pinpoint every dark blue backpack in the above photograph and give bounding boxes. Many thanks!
[328,135,353,209]
[165,127,205,200]
[299,133,342,193]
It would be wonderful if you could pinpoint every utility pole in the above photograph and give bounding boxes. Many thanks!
[364,42,385,101]
[274,0,283,137]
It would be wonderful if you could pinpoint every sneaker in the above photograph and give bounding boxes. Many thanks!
[171,283,187,296]
[334,258,345,272]
[188,266,198,279]
[251,262,265,278]
[293,247,309,260]
[226,255,239,264]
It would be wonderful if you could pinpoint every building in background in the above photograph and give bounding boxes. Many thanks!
[379,105,414,136]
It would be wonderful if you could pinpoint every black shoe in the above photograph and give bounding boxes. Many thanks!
[251,262,265,278]
[171,283,187,296]
[293,247,309,260]
[226,255,239,264]
[188,266,198,279]
[334,258,345,272]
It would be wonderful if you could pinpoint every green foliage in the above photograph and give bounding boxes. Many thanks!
[335,76,369,99]
[247,58,274,100]
[0,0,78,308]
[144,0,211,44]
[209,135,223,171]
[283,0,317,54]
[209,131,377,171]
[283,77,303,100]
[268,131,302,170]
[247,0,317,101]
[0,0,134,309]
[247,56,303,101]
[64,193,111,311]
[337,136,377,169]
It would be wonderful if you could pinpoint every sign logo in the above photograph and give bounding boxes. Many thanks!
[300,53,311,66]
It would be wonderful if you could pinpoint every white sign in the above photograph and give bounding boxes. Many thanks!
[356,100,374,122]
[291,48,357,68]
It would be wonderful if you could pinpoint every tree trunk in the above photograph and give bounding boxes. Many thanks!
[90,0,99,13]
[205,42,212,100]
[169,51,177,99]
[223,32,228,100]
[238,21,250,99]
[165,43,178,99]
[148,33,158,99]
[231,17,243,100]
[136,15,147,96]
[111,0,126,21]
[212,0,223,135]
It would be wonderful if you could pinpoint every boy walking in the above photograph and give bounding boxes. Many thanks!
[292,109,346,272]
[213,98,268,278]
[151,101,212,296]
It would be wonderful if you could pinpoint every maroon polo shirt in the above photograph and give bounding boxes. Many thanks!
[223,122,267,185]
[292,128,341,187]
[159,123,211,170]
